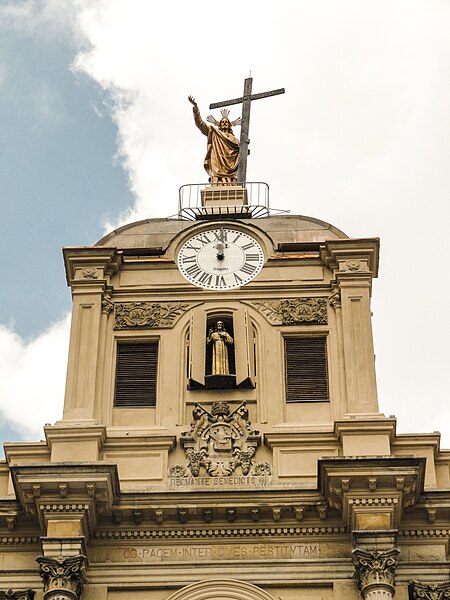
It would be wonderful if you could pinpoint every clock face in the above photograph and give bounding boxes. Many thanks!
[177,227,264,290]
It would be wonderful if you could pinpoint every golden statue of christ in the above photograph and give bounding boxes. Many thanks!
[188,96,241,184]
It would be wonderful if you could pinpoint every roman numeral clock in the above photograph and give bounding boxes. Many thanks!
[177,227,264,289]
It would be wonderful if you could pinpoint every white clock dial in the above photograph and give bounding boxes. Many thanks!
[177,228,264,290]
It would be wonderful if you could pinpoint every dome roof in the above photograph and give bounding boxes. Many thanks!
[96,215,348,251]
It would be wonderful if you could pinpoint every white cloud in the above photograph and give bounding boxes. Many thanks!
[0,0,80,40]
[0,315,70,439]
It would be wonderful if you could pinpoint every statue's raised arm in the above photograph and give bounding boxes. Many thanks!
[188,95,240,184]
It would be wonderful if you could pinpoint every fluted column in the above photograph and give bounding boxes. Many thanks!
[37,555,87,600]
[352,548,399,600]
[409,580,450,600]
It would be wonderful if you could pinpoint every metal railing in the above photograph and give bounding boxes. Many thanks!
[178,182,270,220]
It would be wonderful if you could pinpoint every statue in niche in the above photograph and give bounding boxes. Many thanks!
[188,96,241,184]
[207,321,233,375]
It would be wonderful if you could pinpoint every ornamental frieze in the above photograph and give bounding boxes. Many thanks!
[409,581,450,600]
[170,401,270,479]
[250,298,327,325]
[114,301,192,329]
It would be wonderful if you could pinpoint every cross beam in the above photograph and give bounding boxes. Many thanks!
[209,77,285,184]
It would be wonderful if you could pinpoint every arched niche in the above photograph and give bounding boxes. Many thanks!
[166,578,276,600]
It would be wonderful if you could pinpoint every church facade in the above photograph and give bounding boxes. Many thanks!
[1,205,449,600]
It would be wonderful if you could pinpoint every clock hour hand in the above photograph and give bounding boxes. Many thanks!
[215,227,226,261]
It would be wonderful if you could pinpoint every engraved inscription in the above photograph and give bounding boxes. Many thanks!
[115,543,320,562]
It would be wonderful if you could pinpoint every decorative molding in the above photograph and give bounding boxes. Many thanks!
[0,536,39,545]
[328,289,341,311]
[0,590,35,600]
[400,529,450,537]
[353,548,399,598]
[37,555,87,600]
[174,401,265,478]
[114,301,191,329]
[40,504,91,513]
[166,579,277,600]
[409,580,450,600]
[250,298,327,325]
[343,259,365,272]
[101,294,114,316]
[94,525,346,540]
[80,268,98,279]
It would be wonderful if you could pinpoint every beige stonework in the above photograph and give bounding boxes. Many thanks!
[1,214,449,600]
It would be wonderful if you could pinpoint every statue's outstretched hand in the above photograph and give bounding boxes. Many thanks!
[188,96,197,106]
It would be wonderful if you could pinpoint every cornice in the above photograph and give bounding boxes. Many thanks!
[63,247,121,288]
[94,524,346,541]
[319,456,426,530]
[320,238,380,278]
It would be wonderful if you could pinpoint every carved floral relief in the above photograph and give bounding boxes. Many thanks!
[250,298,327,326]
[114,302,191,329]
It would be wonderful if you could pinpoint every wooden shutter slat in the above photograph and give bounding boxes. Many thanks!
[114,341,158,407]
[285,337,329,402]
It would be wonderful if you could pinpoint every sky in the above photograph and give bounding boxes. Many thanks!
[0,0,449,449]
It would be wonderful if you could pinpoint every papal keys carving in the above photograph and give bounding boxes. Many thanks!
[170,401,271,478]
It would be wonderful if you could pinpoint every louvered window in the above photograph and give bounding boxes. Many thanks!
[285,337,329,402]
[114,341,158,407]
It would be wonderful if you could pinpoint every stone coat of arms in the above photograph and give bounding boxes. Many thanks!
[170,401,270,478]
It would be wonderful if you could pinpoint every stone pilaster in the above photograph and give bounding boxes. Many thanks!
[0,591,35,600]
[62,247,120,423]
[409,581,450,600]
[352,547,399,600]
[37,554,87,600]
[321,239,380,415]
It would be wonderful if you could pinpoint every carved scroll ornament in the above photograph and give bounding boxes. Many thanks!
[170,401,270,478]
[251,298,327,326]
[37,555,87,600]
[352,548,399,598]
[114,302,191,329]
[409,581,450,600]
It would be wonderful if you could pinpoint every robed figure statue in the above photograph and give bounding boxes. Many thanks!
[207,321,234,375]
[188,96,241,184]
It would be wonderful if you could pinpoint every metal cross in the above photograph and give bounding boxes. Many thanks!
[209,77,285,184]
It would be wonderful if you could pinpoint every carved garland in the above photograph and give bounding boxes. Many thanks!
[114,302,191,329]
[250,298,327,325]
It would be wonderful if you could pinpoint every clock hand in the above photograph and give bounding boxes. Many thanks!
[215,227,226,260]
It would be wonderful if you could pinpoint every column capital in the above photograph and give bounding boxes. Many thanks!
[37,554,87,600]
[409,581,450,600]
[0,591,35,600]
[352,547,399,598]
